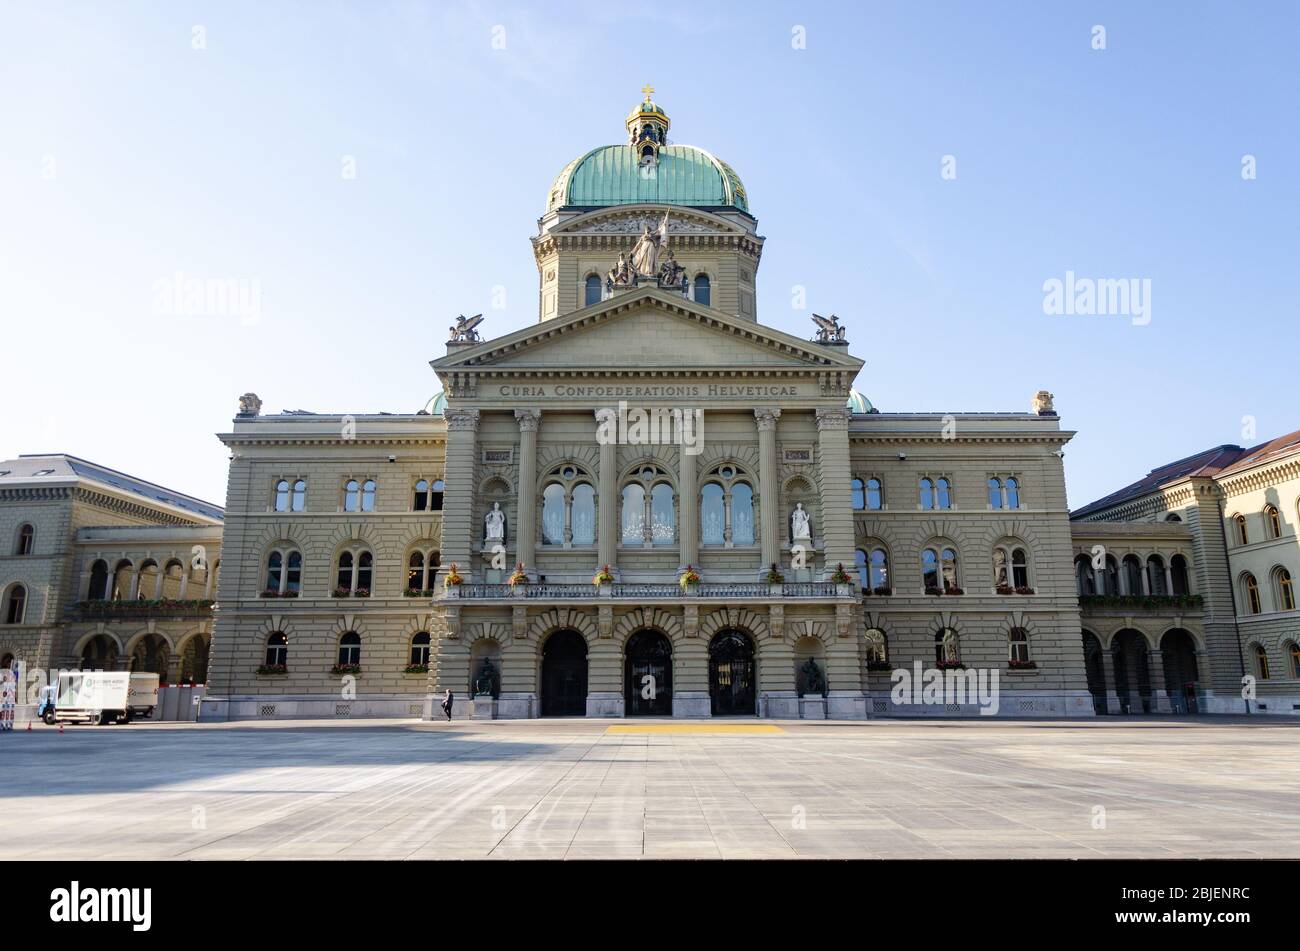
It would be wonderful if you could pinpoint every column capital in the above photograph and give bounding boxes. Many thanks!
[815,407,850,430]
[514,408,541,432]
[754,407,782,431]
[445,408,480,432]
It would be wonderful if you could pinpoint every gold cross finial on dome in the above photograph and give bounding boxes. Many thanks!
[641,84,654,101]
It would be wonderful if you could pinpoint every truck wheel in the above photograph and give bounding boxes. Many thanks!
[121,711,132,724]
[43,710,56,726]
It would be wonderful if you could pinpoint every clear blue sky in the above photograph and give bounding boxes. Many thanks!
[2,1,1297,509]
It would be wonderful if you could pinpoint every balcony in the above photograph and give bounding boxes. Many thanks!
[76,599,215,620]
[443,582,853,602]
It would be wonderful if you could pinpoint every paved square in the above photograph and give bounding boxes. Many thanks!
[3,717,1299,859]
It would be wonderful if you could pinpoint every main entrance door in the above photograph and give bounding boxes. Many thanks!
[540,629,588,717]
[709,629,756,716]
[625,630,672,716]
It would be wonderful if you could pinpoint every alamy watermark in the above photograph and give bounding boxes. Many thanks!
[596,400,704,455]
[1043,270,1150,326]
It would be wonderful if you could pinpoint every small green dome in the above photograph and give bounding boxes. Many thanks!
[846,390,873,414]
[422,392,447,416]
[548,144,748,212]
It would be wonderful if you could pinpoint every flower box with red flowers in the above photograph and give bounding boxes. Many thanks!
[256,664,288,676]
[936,660,966,671]
[331,663,362,676]
[871,586,892,596]
[944,586,964,596]
[1008,659,1038,670]
[403,664,429,674]
[403,589,435,598]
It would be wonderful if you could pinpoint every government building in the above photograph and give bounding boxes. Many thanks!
[2,94,1296,720]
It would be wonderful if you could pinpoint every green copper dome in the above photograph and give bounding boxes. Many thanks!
[548,144,749,213]
[846,390,874,414]
[422,392,446,416]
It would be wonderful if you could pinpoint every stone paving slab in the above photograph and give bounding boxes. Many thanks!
[2,716,1299,859]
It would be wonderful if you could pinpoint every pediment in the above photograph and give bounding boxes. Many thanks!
[432,289,863,376]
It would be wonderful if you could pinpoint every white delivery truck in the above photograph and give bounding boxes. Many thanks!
[53,671,160,725]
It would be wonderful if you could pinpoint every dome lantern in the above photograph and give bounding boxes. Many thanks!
[626,85,670,167]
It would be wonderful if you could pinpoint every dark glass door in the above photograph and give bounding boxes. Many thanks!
[541,629,588,717]
[625,630,672,716]
[709,629,756,716]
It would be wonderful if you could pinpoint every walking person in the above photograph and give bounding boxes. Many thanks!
[440,688,453,721]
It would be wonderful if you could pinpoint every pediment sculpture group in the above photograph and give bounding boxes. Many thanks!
[605,211,686,290]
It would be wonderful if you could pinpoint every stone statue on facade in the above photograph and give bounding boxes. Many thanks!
[630,211,669,278]
[448,313,484,344]
[237,393,262,417]
[811,313,847,344]
[606,252,632,288]
[791,502,812,541]
[799,658,826,697]
[474,658,499,698]
[1032,390,1056,415]
[485,502,506,543]
[658,250,686,288]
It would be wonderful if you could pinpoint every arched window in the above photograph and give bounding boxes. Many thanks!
[1253,643,1270,680]
[1004,478,1020,509]
[544,483,567,545]
[544,465,596,547]
[1265,505,1281,539]
[1232,513,1248,546]
[699,465,754,547]
[866,477,882,510]
[411,478,445,511]
[1242,573,1261,614]
[851,478,865,510]
[692,274,711,306]
[920,477,952,510]
[865,628,888,666]
[854,549,869,589]
[264,632,287,668]
[88,559,110,601]
[1122,554,1143,595]
[408,549,440,592]
[16,524,34,556]
[1008,628,1030,664]
[935,629,960,666]
[410,632,431,667]
[1165,512,1182,522]
[700,483,725,545]
[1289,641,1300,679]
[922,546,959,593]
[1171,554,1191,596]
[1273,567,1294,611]
[1146,555,1168,596]
[868,548,889,591]
[584,274,602,307]
[994,543,1030,590]
[1096,555,1119,595]
[1074,554,1095,596]
[337,632,361,667]
[274,479,306,512]
[4,584,27,624]
[650,483,675,545]
[111,559,134,600]
[987,478,1002,509]
[731,483,754,545]
[335,548,373,597]
[344,479,376,513]
[262,550,301,597]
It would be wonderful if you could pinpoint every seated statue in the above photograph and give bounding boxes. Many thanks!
[799,658,826,697]
[474,659,499,698]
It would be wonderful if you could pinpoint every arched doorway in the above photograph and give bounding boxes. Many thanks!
[709,629,756,716]
[1081,631,1107,715]
[180,636,210,684]
[625,630,672,716]
[130,634,170,680]
[80,634,119,671]
[1161,629,1200,714]
[1111,629,1151,715]
[540,629,587,717]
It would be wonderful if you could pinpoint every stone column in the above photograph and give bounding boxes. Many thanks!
[815,406,857,578]
[441,409,480,578]
[597,411,618,572]
[678,422,698,569]
[1100,648,1121,714]
[514,410,540,575]
[1146,647,1172,712]
[755,408,781,574]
